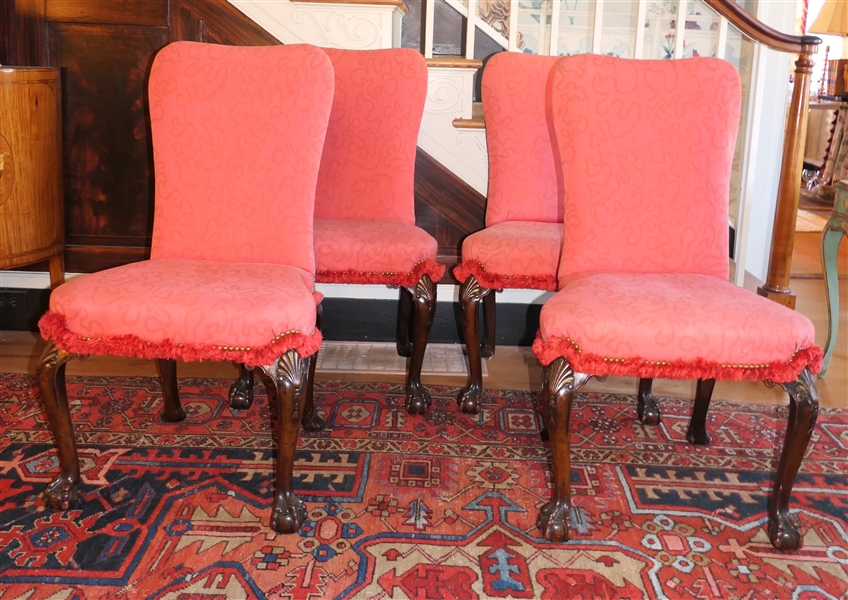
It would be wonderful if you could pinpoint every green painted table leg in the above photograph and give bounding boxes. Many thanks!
[820,226,843,377]
[819,182,848,378]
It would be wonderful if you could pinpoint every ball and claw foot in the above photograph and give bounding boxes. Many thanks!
[638,392,661,426]
[537,499,571,542]
[457,384,483,414]
[769,510,802,550]
[405,381,432,415]
[270,492,307,534]
[301,409,326,433]
[228,379,254,411]
[44,475,79,511]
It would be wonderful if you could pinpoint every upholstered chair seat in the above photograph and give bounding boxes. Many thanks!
[454,221,562,291]
[36,42,335,535]
[41,259,321,363]
[535,272,818,380]
[314,218,441,286]
[533,54,822,552]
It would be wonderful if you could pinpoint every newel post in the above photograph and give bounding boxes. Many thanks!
[757,44,818,309]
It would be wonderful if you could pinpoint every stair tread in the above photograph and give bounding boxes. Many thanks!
[426,56,483,69]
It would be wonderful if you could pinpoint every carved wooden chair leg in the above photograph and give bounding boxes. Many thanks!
[768,367,819,550]
[537,358,590,542]
[155,359,187,422]
[405,275,436,415]
[637,378,661,425]
[458,276,491,414]
[229,363,255,410]
[396,286,413,358]
[261,350,312,534]
[686,378,715,445]
[481,290,496,359]
[301,303,325,432]
[37,341,81,511]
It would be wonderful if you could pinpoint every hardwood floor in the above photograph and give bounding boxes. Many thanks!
[1,232,845,409]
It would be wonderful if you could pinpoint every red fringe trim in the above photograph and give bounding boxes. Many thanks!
[453,261,558,291]
[38,312,322,367]
[532,333,823,383]
[316,259,445,287]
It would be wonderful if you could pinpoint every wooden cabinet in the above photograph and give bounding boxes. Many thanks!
[0,66,64,287]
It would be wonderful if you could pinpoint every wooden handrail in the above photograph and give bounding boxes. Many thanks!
[701,1,821,308]
[704,0,820,54]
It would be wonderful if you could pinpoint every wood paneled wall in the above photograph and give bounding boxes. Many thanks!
[2,0,485,275]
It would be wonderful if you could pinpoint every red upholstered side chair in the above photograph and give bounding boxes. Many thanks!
[453,52,659,422]
[36,42,334,534]
[534,55,822,550]
[309,48,444,415]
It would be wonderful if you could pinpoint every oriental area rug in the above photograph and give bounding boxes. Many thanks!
[1,374,847,599]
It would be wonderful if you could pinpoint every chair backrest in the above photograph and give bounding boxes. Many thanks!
[551,54,741,280]
[149,42,334,274]
[482,52,564,226]
[314,48,428,223]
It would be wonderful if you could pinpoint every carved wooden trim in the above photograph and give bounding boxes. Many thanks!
[544,358,589,429]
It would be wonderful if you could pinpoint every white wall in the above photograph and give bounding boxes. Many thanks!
[742,0,797,283]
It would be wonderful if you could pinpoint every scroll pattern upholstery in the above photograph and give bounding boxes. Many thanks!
[312,48,443,285]
[314,219,440,282]
[41,42,335,364]
[553,54,739,280]
[454,53,564,290]
[483,52,563,226]
[47,260,318,349]
[314,48,427,222]
[150,43,332,274]
[454,221,561,290]
[536,272,820,381]
[536,54,821,383]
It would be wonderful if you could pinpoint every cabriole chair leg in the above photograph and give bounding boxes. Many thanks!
[457,275,491,414]
[769,367,819,550]
[301,304,325,432]
[537,358,590,542]
[156,359,187,422]
[405,275,436,415]
[37,341,80,511]
[686,378,715,445]
[397,286,413,358]
[262,349,312,534]
[481,291,496,359]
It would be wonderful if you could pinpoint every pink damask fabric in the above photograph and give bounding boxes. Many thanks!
[535,56,822,383]
[534,273,821,382]
[314,48,428,222]
[41,42,334,364]
[483,52,563,226]
[43,259,322,364]
[314,219,444,286]
[149,42,334,274]
[551,55,741,280]
[454,221,561,290]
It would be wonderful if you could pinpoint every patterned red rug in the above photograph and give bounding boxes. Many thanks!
[1,374,846,599]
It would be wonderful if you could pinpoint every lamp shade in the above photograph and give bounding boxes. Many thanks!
[809,0,848,35]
